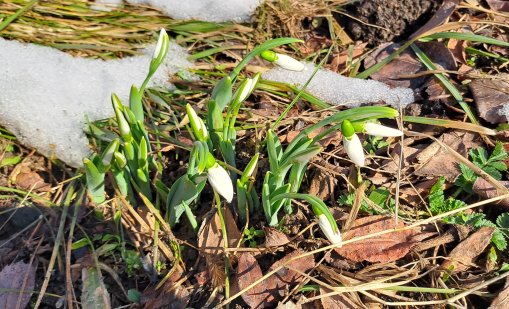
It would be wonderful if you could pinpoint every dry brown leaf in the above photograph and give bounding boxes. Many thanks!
[15,167,51,192]
[142,272,190,309]
[410,0,459,38]
[198,207,242,288]
[365,41,455,90]
[490,276,509,308]
[487,0,509,12]
[268,249,315,289]
[441,227,495,274]
[308,169,337,201]
[447,38,467,64]
[335,216,432,263]
[364,43,425,89]
[235,250,314,309]
[472,178,509,210]
[469,75,509,124]
[0,261,36,309]
[320,287,362,309]
[263,227,291,248]
[414,132,480,181]
[235,253,272,309]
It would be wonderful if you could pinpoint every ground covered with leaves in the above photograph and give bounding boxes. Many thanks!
[2,0,509,308]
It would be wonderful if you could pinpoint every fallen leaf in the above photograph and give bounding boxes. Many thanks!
[335,215,433,263]
[15,167,51,192]
[235,250,314,309]
[81,267,111,309]
[490,276,509,308]
[0,261,36,309]
[365,41,456,90]
[472,178,509,210]
[447,38,468,64]
[330,42,367,71]
[142,272,190,309]
[487,0,509,12]
[469,75,509,124]
[410,0,460,39]
[235,253,272,309]
[263,227,291,248]
[414,132,480,181]
[268,249,315,289]
[441,227,495,274]
[364,43,425,89]
[308,168,337,201]
[198,207,242,288]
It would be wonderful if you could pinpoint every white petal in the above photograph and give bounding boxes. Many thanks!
[207,163,233,202]
[364,123,403,137]
[152,29,167,59]
[343,134,365,167]
[274,54,305,72]
[237,78,256,103]
[317,214,342,245]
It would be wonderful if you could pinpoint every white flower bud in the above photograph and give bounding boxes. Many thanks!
[274,54,305,72]
[364,123,403,137]
[317,214,342,245]
[343,134,365,167]
[207,163,233,202]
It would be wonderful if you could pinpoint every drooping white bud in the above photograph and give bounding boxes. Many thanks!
[207,163,233,202]
[317,214,342,245]
[364,122,403,137]
[343,134,365,167]
[274,54,306,72]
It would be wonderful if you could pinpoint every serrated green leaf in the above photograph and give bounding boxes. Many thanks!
[489,142,508,162]
[483,166,502,180]
[492,230,507,251]
[488,161,507,172]
[429,177,445,215]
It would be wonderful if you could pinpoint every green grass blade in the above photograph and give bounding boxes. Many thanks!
[0,0,38,32]
[424,32,509,47]
[410,43,479,125]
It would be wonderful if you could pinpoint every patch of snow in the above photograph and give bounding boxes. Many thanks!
[92,0,261,22]
[262,63,415,108]
[498,103,509,122]
[0,38,192,167]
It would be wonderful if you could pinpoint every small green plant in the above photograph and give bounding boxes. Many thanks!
[444,212,509,251]
[455,142,507,193]
[428,177,509,251]
[339,186,396,215]
[243,227,264,248]
[429,176,466,215]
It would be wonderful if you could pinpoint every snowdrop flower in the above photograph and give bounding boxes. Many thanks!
[310,201,342,245]
[235,73,260,103]
[261,50,305,72]
[317,214,342,245]
[363,122,403,137]
[152,28,169,61]
[207,163,233,202]
[341,120,365,167]
[186,104,209,142]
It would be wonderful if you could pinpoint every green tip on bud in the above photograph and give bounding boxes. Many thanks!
[260,50,277,62]
[186,104,209,142]
[149,28,170,74]
[341,120,355,139]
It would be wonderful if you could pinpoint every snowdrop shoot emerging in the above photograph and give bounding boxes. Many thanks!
[260,50,306,72]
